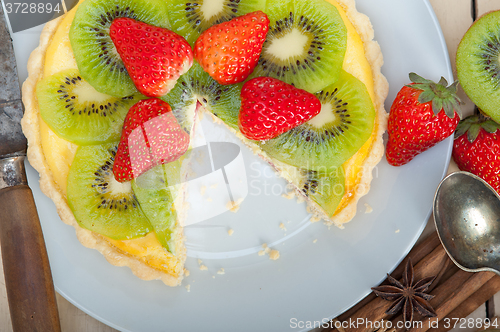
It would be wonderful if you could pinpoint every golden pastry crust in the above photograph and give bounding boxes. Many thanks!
[21,17,185,287]
[325,0,389,227]
[21,0,387,285]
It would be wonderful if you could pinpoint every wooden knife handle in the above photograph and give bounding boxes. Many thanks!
[0,185,61,332]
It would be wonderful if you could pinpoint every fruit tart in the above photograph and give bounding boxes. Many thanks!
[21,0,388,286]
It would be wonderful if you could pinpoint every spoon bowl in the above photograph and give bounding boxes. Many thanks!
[434,171,500,275]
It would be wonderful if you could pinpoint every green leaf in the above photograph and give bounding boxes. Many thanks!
[443,100,455,118]
[467,124,481,143]
[454,121,470,138]
[438,76,448,87]
[449,80,459,94]
[409,72,430,84]
[432,98,443,115]
[418,90,435,104]
[482,120,500,133]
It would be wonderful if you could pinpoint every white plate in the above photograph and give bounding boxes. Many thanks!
[13,0,452,331]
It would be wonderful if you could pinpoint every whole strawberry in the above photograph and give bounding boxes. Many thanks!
[452,115,500,192]
[194,11,269,85]
[113,98,190,182]
[386,73,461,166]
[238,77,321,140]
[110,18,193,97]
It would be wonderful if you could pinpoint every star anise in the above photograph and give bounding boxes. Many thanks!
[371,258,437,324]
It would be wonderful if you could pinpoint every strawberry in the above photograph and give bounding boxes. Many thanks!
[113,98,189,182]
[238,77,321,140]
[193,11,269,85]
[386,73,462,166]
[110,18,193,97]
[452,115,500,192]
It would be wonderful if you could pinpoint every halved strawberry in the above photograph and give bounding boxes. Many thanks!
[110,18,193,97]
[113,98,189,182]
[194,11,269,85]
[238,77,321,140]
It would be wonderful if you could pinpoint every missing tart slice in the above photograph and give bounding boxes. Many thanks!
[21,0,388,286]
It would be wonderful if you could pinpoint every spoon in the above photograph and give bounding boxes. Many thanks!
[433,171,500,275]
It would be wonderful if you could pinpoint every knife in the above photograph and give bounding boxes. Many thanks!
[0,5,61,332]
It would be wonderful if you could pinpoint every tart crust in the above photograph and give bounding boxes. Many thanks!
[21,0,388,285]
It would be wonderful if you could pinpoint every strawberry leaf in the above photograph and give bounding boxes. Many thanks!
[438,76,449,86]
[409,72,430,84]
[482,120,500,133]
[418,90,434,104]
[407,73,462,118]
[432,98,443,115]
[467,123,481,143]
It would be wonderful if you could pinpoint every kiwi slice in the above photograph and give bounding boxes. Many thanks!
[259,70,375,173]
[456,10,500,123]
[132,164,180,254]
[249,0,347,93]
[161,61,242,131]
[67,143,152,240]
[69,0,169,98]
[36,69,142,145]
[168,0,266,46]
[299,167,345,216]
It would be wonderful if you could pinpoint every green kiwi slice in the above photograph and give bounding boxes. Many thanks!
[299,167,345,216]
[67,143,152,240]
[131,163,181,254]
[69,0,169,98]
[36,69,143,145]
[456,10,500,123]
[259,70,375,173]
[168,0,266,46]
[249,0,347,93]
[161,61,242,131]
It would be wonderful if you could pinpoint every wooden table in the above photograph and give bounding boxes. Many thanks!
[1,1,499,331]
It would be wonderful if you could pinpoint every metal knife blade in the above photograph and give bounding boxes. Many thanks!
[0,4,61,331]
[0,4,26,159]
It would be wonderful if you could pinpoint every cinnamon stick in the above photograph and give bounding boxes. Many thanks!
[429,275,500,332]
[407,272,495,332]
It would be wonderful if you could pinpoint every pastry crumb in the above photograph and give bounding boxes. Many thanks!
[259,243,279,260]
[200,185,206,196]
[395,229,400,234]
[185,284,190,292]
[281,190,295,199]
[269,250,280,260]
[364,203,373,213]
[226,197,244,212]
[217,268,225,275]
[197,259,208,271]
[184,269,190,277]
[310,215,321,223]
[279,222,286,231]
[227,229,234,236]
[313,239,318,243]
[296,195,305,204]
[210,183,219,189]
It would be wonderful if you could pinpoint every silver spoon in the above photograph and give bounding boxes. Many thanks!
[434,171,500,275]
